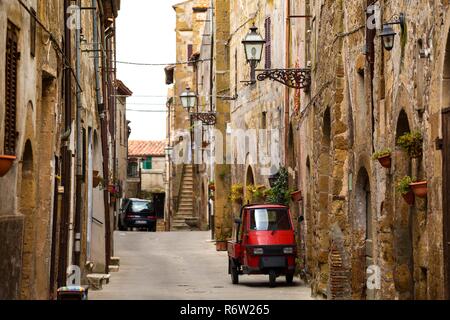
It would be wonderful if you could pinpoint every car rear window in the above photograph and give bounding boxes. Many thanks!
[250,209,291,231]
[130,201,154,213]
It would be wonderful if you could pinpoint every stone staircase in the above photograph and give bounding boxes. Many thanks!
[171,164,198,231]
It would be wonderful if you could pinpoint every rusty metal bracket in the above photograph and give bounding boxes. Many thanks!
[191,112,217,126]
[256,68,311,90]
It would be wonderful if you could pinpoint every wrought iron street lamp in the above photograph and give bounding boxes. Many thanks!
[242,24,311,90]
[242,24,266,84]
[379,13,405,51]
[180,86,217,126]
[180,86,197,113]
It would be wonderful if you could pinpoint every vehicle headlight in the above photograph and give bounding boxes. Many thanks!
[253,248,264,255]
[283,247,294,254]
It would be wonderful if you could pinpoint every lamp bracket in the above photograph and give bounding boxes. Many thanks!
[191,112,217,126]
[256,68,312,90]
[384,13,405,28]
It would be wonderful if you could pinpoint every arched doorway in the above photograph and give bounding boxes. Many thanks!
[355,167,373,299]
[442,28,450,299]
[315,108,332,297]
[393,109,414,299]
[245,165,255,204]
[19,140,36,299]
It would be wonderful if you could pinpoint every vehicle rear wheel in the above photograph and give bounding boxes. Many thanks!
[118,222,126,231]
[286,273,294,284]
[231,266,239,285]
[269,270,277,288]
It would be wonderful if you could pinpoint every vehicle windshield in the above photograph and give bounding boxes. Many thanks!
[249,209,291,231]
[130,201,154,214]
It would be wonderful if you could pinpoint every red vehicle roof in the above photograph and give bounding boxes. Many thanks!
[244,204,289,210]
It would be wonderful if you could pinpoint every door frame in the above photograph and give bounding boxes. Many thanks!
[443,109,450,299]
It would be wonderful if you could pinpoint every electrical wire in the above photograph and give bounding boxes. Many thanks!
[114,58,212,66]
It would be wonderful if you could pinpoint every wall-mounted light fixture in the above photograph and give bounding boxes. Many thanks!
[242,24,311,90]
[180,86,217,126]
[379,13,405,51]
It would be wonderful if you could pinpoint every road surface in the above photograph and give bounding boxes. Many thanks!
[90,231,313,300]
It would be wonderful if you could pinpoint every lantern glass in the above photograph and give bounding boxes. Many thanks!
[180,87,196,111]
[380,25,396,51]
[242,25,265,63]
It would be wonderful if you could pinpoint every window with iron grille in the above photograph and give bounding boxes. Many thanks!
[264,17,272,69]
[4,21,19,156]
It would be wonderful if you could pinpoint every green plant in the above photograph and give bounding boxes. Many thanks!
[245,184,267,203]
[266,167,291,205]
[397,176,414,195]
[230,183,244,203]
[372,148,392,160]
[397,131,423,158]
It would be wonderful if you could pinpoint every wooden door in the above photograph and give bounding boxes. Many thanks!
[443,109,450,299]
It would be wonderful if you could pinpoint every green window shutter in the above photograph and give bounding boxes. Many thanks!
[143,157,152,170]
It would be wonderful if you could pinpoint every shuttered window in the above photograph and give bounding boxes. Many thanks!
[4,22,19,156]
[30,8,36,57]
[143,157,153,170]
[264,17,272,69]
[187,44,193,60]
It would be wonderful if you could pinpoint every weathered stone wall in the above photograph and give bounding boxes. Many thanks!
[295,0,450,300]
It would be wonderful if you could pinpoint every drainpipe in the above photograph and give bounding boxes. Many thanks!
[59,0,73,288]
[73,0,83,269]
[284,0,291,167]
[100,13,113,275]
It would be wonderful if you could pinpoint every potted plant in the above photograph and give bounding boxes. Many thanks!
[208,181,216,192]
[230,183,244,203]
[246,184,267,203]
[215,235,229,251]
[291,190,303,202]
[372,148,392,168]
[409,180,428,198]
[266,167,291,205]
[397,131,423,158]
[0,155,16,177]
[92,171,102,188]
[397,176,415,206]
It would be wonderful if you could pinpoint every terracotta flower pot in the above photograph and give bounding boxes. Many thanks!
[93,176,101,188]
[209,185,216,191]
[0,155,16,177]
[216,241,228,252]
[410,181,428,198]
[291,190,303,202]
[377,155,392,169]
[402,191,415,206]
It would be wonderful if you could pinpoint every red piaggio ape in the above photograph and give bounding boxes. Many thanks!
[227,204,298,287]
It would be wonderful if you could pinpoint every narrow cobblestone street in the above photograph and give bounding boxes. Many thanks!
[91,231,313,300]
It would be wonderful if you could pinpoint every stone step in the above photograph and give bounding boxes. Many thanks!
[109,265,119,273]
[87,274,111,291]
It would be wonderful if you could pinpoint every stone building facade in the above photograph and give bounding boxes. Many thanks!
[293,0,450,300]
[166,0,211,231]
[0,0,125,300]
[196,0,450,299]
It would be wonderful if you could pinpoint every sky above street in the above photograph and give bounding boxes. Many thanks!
[116,1,179,141]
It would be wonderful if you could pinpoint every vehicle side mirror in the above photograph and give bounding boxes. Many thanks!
[234,218,242,225]
[298,216,305,223]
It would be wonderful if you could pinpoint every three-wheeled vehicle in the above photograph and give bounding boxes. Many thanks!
[228,204,298,287]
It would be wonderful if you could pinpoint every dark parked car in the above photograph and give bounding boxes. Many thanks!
[119,198,157,232]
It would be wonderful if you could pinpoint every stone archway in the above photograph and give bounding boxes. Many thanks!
[442,27,450,300]
[19,140,36,300]
[393,109,414,299]
[354,167,374,299]
[314,107,332,297]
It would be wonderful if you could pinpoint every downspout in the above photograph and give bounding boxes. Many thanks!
[73,0,83,269]
[93,0,112,274]
[284,0,291,167]
[59,0,73,288]
[101,15,113,275]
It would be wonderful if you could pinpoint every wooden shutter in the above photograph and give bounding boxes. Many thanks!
[187,44,193,60]
[4,22,19,156]
[30,8,36,57]
[265,17,272,69]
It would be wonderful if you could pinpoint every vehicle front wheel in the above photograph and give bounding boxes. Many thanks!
[286,273,294,284]
[269,270,277,288]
